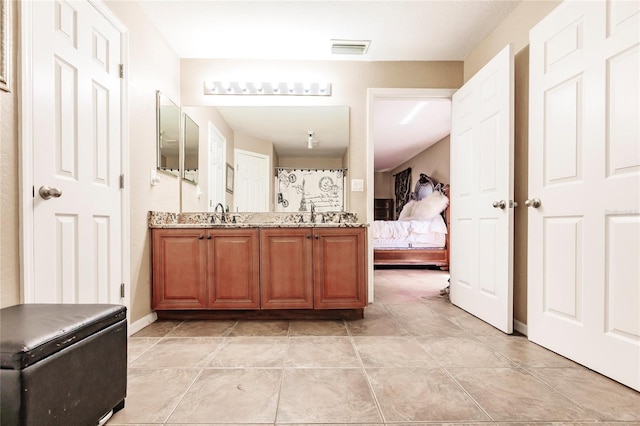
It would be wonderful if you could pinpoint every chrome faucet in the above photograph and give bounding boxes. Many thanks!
[214,203,226,223]
[309,201,315,223]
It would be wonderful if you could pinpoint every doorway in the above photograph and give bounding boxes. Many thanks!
[366,88,457,303]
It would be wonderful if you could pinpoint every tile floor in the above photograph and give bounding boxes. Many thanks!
[108,268,640,425]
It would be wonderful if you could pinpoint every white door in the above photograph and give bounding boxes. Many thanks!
[234,149,269,212]
[528,0,639,391]
[23,0,126,304]
[208,122,226,211]
[450,45,515,333]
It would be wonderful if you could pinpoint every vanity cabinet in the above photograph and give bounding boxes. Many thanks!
[260,227,367,310]
[152,228,207,310]
[260,228,314,309]
[152,228,260,310]
[152,226,366,314]
[313,227,367,309]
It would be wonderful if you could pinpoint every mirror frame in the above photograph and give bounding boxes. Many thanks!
[156,91,180,177]
[182,112,199,184]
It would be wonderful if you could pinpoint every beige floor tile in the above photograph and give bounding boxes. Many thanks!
[128,337,222,368]
[477,335,580,368]
[107,368,199,424]
[208,336,287,368]
[286,336,360,368]
[353,336,438,368]
[528,367,640,421]
[131,320,182,337]
[419,336,515,367]
[391,311,468,337]
[448,367,597,422]
[366,367,489,423]
[167,320,237,337]
[277,368,381,423]
[447,314,507,336]
[288,319,348,336]
[168,369,282,424]
[127,337,160,363]
[347,314,411,336]
[229,320,290,336]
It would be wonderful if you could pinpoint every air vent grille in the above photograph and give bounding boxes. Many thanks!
[331,39,370,55]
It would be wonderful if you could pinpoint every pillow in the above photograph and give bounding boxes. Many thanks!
[410,191,449,220]
[398,200,416,221]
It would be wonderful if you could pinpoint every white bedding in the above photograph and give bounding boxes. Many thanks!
[372,216,447,249]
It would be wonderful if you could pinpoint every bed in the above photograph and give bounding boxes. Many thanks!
[373,184,450,269]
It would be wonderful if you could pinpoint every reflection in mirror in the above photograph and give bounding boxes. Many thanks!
[183,113,199,184]
[156,91,180,176]
[179,105,350,212]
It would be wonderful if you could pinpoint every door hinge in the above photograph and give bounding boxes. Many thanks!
[32,186,35,198]
[119,64,124,79]
[120,283,125,298]
[119,174,125,189]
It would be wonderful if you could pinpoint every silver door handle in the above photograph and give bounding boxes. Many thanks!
[492,200,506,209]
[525,198,542,208]
[39,185,62,200]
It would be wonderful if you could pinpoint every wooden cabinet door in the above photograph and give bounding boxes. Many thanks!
[313,228,367,309]
[260,228,313,309]
[207,228,260,309]
[152,229,207,310]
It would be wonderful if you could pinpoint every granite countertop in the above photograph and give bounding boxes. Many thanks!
[148,211,368,229]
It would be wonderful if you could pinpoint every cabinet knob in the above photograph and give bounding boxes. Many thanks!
[314,235,320,240]
[306,235,311,239]
[198,234,204,239]
[207,235,212,239]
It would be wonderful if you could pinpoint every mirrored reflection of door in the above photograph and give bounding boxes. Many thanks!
[234,149,269,212]
[208,123,227,211]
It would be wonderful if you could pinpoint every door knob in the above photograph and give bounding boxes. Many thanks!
[492,200,506,209]
[39,185,62,200]
[525,198,542,208]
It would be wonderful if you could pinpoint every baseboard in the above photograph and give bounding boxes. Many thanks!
[129,311,157,336]
[514,319,528,336]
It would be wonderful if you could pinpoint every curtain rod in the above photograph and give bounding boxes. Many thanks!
[276,167,348,172]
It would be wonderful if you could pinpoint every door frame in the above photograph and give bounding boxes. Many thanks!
[19,0,130,310]
[365,88,457,303]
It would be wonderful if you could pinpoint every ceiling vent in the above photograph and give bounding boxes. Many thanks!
[331,39,370,56]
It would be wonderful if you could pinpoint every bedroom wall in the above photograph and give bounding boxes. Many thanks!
[374,172,393,199]
[463,0,561,328]
[389,135,451,193]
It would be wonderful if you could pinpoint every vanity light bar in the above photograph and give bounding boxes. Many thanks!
[203,81,332,96]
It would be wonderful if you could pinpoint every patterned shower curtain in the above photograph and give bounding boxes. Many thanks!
[394,167,412,218]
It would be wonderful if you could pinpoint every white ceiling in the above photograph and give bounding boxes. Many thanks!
[138,1,521,171]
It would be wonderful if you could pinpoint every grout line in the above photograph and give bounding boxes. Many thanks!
[346,319,387,424]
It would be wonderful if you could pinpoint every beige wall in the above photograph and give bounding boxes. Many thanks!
[104,0,183,323]
[278,157,344,170]
[463,0,561,326]
[0,0,19,308]
[390,135,451,186]
[374,172,393,199]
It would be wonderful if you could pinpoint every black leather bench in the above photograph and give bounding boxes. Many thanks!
[0,304,127,426]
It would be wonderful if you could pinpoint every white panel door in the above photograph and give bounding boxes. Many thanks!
[450,45,515,333]
[528,0,639,391]
[29,0,124,303]
[208,122,226,211]
[234,149,269,212]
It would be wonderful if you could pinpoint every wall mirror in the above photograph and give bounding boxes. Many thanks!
[183,113,199,184]
[156,91,180,176]
[180,105,350,212]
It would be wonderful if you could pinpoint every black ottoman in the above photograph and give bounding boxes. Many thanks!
[0,304,127,426]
